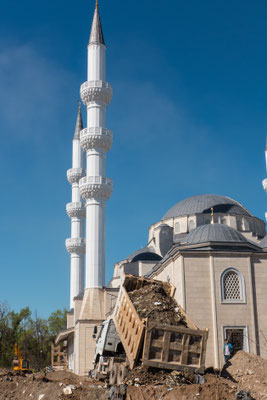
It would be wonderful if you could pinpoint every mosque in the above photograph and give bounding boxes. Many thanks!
[55,2,267,375]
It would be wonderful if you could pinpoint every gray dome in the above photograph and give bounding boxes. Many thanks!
[163,194,250,220]
[184,223,248,245]
[259,235,267,248]
[127,247,162,262]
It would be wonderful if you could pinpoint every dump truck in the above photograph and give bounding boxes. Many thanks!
[93,275,208,384]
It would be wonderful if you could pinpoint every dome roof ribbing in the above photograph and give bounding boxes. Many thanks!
[163,194,251,220]
[184,223,248,245]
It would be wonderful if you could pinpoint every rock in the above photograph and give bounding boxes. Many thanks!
[38,395,45,400]
[59,382,63,387]
[171,371,180,376]
[68,384,76,390]
[62,386,72,395]
[247,370,254,375]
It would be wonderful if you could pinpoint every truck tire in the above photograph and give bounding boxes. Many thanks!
[109,363,119,386]
[117,364,128,385]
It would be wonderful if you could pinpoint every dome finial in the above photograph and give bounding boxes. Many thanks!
[95,0,98,9]
[211,207,214,224]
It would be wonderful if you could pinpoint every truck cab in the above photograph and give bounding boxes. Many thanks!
[94,318,124,366]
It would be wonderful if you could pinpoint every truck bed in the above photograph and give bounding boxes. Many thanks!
[113,275,208,372]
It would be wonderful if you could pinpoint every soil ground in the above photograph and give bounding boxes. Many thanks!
[0,351,266,400]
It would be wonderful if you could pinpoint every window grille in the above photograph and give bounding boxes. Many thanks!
[223,271,241,300]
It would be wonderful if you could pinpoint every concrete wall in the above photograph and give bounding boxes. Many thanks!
[67,311,74,329]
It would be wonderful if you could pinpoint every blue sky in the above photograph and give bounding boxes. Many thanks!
[1,0,267,317]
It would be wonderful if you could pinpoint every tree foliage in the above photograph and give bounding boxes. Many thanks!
[0,303,67,371]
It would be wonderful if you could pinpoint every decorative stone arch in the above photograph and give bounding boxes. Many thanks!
[188,219,195,232]
[236,218,243,231]
[221,217,228,225]
[174,221,180,234]
[220,268,246,303]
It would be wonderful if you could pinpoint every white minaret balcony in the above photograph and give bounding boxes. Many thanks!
[67,168,86,184]
[80,80,112,106]
[80,127,113,153]
[262,179,267,193]
[65,238,86,254]
[66,202,86,219]
[79,176,113,201]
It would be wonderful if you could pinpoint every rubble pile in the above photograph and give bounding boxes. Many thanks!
[125,365,196,386]
[226,351,267,400]
[0,370,108,400]
[128,282,187,326]
[0,351,266,399]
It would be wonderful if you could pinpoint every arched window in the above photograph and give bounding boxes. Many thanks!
[220,268,246,303]
[236,219,242,231]
[221,217,227,225]
[188,220,195,232]
[174,222,180,233]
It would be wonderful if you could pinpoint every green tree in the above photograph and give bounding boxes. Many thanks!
[48,309,67,340]
[0,303,67,371]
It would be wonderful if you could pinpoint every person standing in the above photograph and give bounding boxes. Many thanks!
[223,339,233,363]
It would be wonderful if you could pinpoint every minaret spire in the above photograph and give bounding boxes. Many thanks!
[73,102,83,139]
[66,103,86,309]
[89,0,105,45]
[80,1,113,289]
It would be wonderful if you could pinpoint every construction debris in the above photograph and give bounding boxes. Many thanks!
[128,281,188,326]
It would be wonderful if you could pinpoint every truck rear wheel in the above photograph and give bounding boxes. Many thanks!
[117,364,128,385]
[109,363,119,386]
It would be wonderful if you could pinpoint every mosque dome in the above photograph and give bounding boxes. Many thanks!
[184,223,248,245]
[163,194,251,220]
[127,247,162,262]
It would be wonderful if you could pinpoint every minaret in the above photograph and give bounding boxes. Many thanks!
[66,104,86,309]
[262,138,267,220]
[79,1,113,289]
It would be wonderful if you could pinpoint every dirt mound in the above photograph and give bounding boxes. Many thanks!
[0,370,108,400]
[128,282,187,326]
[225,351,267,400]
[126,374,238,400]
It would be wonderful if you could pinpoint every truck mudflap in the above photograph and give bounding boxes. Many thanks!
[142,321,209,374]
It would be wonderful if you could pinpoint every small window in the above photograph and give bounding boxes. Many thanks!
[188,220,195,232]
[221,218,227,225]
[221,268,245,303]
[174,222,180,233]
